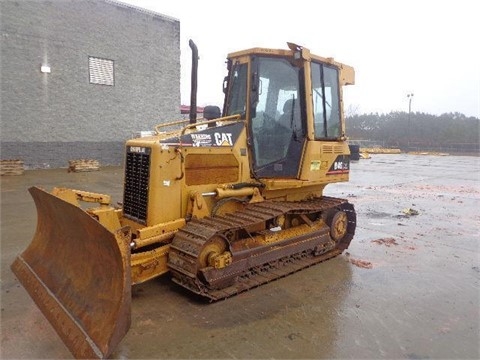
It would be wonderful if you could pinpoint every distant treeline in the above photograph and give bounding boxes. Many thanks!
[346,111,480,154]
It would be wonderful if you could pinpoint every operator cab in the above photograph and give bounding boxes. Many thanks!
[223,45,343,179]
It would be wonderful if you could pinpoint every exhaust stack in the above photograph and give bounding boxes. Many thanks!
[189,39,198,124]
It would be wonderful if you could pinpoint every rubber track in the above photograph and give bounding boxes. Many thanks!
[167,196,356,300]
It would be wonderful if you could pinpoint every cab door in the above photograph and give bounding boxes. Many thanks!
[249,56,306,178]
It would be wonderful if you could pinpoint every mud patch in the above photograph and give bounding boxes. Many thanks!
[366,210,391,219]
[371,238,399,246]
[345,253,373,269]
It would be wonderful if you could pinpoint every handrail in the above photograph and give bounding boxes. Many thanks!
[154,119,190,134]
[179,114,242,138]
[154,114,242,135]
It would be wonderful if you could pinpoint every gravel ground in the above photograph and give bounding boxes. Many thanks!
[1,153,479,359]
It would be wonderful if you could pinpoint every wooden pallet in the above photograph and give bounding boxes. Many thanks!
[68,159,100,173]
[0,159,24,176]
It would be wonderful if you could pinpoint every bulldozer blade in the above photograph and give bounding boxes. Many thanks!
[11,186,132,359]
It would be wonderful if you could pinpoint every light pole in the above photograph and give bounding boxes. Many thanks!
[407,93,414,149]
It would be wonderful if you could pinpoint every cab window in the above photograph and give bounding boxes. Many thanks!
[311,63,341,139]
[225,63,248,117]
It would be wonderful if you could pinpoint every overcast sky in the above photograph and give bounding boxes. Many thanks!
[121,0,480,118]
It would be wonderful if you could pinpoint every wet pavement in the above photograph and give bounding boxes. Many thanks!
[1,154,479,359]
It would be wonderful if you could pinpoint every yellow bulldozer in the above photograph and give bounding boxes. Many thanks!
[11,41,356,359]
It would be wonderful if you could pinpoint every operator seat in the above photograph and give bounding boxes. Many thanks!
[278,98,301,130]
[203,105,221,127]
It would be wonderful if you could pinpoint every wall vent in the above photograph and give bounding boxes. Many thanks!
[89,56,114,86]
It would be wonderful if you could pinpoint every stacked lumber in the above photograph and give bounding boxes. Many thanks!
[360,147,402,154]
[0,160,24,176]
[1,159,25,176]
[68,159,100,172]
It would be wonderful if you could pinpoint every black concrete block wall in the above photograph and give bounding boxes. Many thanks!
[0,0,180,168]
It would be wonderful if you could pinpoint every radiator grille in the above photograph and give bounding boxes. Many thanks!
[123,147,151,224]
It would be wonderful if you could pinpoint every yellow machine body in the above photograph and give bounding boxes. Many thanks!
[11,43,355,359]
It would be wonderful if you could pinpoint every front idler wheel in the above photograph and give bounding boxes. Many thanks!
[197,235,232,270]
[328,210,348,241]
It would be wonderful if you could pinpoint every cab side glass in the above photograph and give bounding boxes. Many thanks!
[225,64,248,117]
[312,63,341,139]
